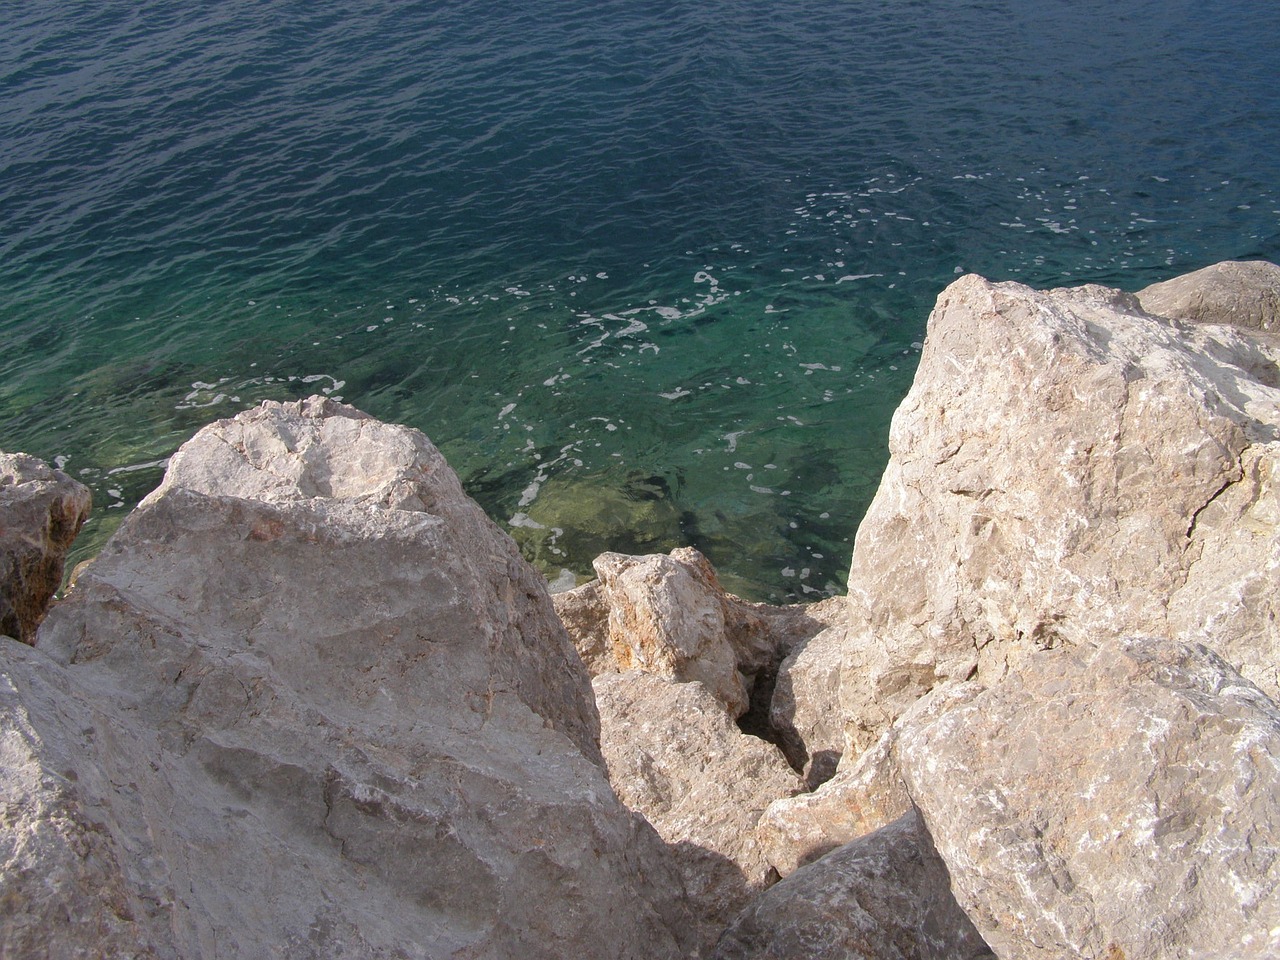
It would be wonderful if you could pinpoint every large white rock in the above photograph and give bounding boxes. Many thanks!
[0,452,91,644]
[5,398,694,959]
[898,636,1280,960]
[788,268,1280,755]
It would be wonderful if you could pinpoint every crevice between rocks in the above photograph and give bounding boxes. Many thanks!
[1184,446,1248,540]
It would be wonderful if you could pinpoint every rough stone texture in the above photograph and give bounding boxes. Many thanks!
[758,682,981,878]
[765,598,849,787]
[713,809,994,960]
[593,671,805,947]
[6,398,694,960]
[756,720,907,877]
[0,452,91,644]
[572,548,775,717]
[551,577,613,674]
[559,550,839,768]
[0,656,161,959]
[899,636,1280,960]
[1137,259,1280,333]
[825,269,1280,752]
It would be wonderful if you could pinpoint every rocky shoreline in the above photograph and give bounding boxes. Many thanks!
[3,260,1279,958]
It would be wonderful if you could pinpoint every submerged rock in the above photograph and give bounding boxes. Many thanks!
[898,636,1280,960]
[5,398,694,960]
[0,452,91,644]
[508,473,686,577]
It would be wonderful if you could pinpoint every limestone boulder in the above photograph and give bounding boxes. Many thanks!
[7,398,695,960]
[593,670,804,946]
[1137,259,1280,333]
[0,452,91,644]
[713,809,994,960]
[899,636,1280,960]
[825,268,1280,751]
[565,547,778,718]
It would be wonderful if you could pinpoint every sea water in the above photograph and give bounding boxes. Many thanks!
[3,0,1278,600]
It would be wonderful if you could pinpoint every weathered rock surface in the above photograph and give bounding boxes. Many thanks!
[764,598,848,786]
[550,576,614,674]
[899,636,1280,960]
[806,269,1280,754]
[0,452,91,644]
[557,547,790,719]
[1137,259,1280,333]
[5,398,694,960]
[758,681,984,878]
[756,719,907,877]
[713,809,994,960]
[593,670,804,945]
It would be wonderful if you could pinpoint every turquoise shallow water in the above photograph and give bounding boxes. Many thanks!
[3,1,1279,600]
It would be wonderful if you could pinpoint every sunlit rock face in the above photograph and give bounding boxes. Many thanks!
[826,270,1279,754]
[3,398,695,960]
[896,637,1280,960]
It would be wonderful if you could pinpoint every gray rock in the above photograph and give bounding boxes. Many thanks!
[0,452,91,644]
[827,269,1280,751]
[593,670,805,948]
[1137,259,1280,333]
[757,682,978,878]
[713,809,993,960]
[765,601,849,787]
[898,636,1280,960]
[8,398,695,959]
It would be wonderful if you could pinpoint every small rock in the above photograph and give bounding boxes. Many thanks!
[714,809,994,960]
[589,548,758,716]
[0,452,91,644]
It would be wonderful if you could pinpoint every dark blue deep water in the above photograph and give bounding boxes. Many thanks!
[3,1,1279,599]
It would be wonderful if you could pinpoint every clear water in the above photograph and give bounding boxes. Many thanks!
[3,0,1278,600]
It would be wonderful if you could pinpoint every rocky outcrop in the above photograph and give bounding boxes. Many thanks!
[9,261,1280,960]
[593,670,804,945]
[898,636,1280,960]
[757,262,1280,954]
[0,452,91,644]
[1137,259,1280,333]
[713,810,993,960]
[774,271,1280,763]
[5,398,694,960]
